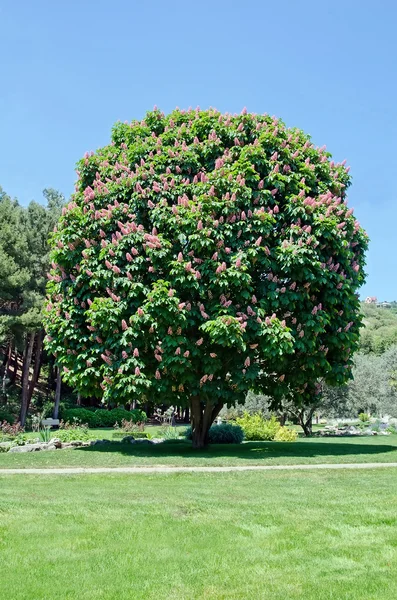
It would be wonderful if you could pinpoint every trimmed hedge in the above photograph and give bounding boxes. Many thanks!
[63,407,147,428]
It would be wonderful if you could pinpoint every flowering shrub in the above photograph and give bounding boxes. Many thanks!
[44,108,367,447]
[0,421,24,439]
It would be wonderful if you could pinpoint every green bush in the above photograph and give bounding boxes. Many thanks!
[63,408,100,428]
[274,426,298,442]
[56,426,93,442]
[359,412,370,423]
[62,407,147,428]
[0,409,15,424]
[185,423,244,444]
[236,413,280,441]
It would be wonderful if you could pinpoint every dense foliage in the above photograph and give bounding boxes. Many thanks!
[359,304,397,354]
[0,187,65,424]
[63,407,147,428]
[44,108,367,446]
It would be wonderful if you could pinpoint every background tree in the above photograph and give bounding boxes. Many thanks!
[44,108,367,447]
[359,303,397,354]
[0,187,64,424]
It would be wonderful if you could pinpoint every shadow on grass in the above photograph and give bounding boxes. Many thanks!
[74,438,397,462]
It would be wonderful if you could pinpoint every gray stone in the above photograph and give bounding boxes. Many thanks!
[133,438,154,445]
[91,439,111,446]
[121,435,135,443]
[9,443,47,453]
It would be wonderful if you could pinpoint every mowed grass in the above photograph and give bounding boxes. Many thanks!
[1,469,397,599]
[1,434,397,469]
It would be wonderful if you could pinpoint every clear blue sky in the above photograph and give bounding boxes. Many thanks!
[1,0,396,299]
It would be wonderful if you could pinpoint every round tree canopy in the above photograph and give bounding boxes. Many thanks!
[45,107,368,413]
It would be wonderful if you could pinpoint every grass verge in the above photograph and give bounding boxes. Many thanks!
[1,469,396,599]
[0,435,396,469]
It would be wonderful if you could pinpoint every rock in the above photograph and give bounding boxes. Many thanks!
[133,438,154,445]
[121,435,135,443]
[151,438,165,444]
[51,438,62,449]
[9,443,47,453]
[0,441,12,450]
[70,440,83,447]
[46,443,57,451]
[91,439,111,446]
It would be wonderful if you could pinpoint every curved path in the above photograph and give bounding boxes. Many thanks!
[1,462,397,475]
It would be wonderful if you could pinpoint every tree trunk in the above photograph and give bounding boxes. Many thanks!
[298,411,313,436]
[279,412,288,426]
[190,396,223,448]
[9,349,18,385]
[20,333,35,426]
[1,340,13,399]
[77,392,81,406]
[2,341,12,370]
[53,368,62,419]
[27,330,43,407]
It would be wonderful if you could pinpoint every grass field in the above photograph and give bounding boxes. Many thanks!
[1,469,396,599]
[1,434,397,469]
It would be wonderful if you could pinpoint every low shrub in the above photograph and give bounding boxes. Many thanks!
[185,423,244,444]
[236,413,280,441]
[274,426,298,442]
[112,431,150,440]
[358,413,370,423]
[207,423,244,444]
[160,425,180,440]
[236,413,296,442]
[56,421,93,442]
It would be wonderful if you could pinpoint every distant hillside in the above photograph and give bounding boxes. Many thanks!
[359,303,397,354]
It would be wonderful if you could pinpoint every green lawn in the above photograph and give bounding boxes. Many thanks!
[1,435,397,469]
[1,469,396,599]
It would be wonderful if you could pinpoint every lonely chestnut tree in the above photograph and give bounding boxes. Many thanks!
[44,108,367,447]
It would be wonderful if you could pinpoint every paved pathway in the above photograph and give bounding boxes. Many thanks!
[1,462,397,475]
